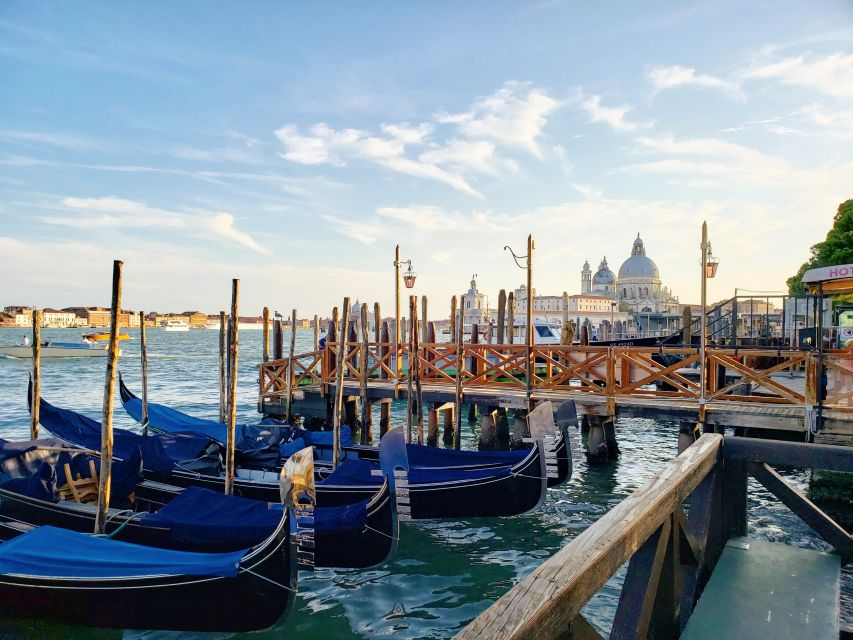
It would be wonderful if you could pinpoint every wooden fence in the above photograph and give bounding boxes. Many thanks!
[259,342,853,412]
[454,434,852,639]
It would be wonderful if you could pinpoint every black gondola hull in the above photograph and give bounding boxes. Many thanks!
[0,516,295,632]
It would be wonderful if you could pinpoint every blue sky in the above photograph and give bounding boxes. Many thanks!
[2,1,852,316]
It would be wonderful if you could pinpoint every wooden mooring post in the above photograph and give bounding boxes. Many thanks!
[218,311,226,423]
[454,304,465,449]
[94,259,122,534]
[379,320,391,437]
[468,323,479,423]
[450,295,457,341]
[497,289,506,344]
[285,308,297,423]
[262,306,270,362]
[332,298,350,467]
[507,292,515,344]
[359,303,372,444]
[139,311,149,436]
[30,309,40,439]
[224,279,239,496]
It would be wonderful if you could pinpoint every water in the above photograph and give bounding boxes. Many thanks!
[0,328,847,638]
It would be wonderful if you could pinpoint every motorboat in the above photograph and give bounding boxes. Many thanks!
[162,320,190,331]
[83,331,131,341]
[0,341,118,359]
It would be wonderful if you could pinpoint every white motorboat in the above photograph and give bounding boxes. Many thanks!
[0,341,119,359]
[162,320,190,332]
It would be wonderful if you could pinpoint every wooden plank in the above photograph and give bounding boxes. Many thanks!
[748,462,852,560]
[681,537,840,640]
[94,259,122,534]
[454,434,723,640]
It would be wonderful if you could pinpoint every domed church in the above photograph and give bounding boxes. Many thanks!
[581,234,680,314]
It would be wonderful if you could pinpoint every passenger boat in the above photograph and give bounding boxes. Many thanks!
[28,397,399,569]
[0,341,117,359]
[83,331,131,341]
[162,320,190,331]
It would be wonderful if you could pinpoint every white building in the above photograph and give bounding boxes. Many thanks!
[462,275,490,332]
[42,308,77,328]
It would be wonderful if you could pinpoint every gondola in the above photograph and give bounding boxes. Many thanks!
[0,458,297,632]
[118,377,573,489]
[0,435,397,569]
[42,391,549,518]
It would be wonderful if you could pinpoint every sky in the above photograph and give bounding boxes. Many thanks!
[2,1,852,317]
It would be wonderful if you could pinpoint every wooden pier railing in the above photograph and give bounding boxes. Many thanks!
[453,434,852,639]
[259,342,853,413]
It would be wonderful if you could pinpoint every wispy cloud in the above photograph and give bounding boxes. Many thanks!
[579,94,653,132]
[743,52,853,99]
[43,196,268,254]
[436,82,558,157]
[275,83,561,198]
[0,130,110,151]
[647,65,741,97]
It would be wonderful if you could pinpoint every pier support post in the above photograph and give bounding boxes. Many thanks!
[677,420,698,455]
[379,398,391,439]
[273,319,283,360]
[30,309,40,439]
[442,404,454,446]
[495,407,510,449]
[586,415,619,464]
[428,402,439,446]
[478,407,497,451]
[497,289,506,344]
[507,292,515,344]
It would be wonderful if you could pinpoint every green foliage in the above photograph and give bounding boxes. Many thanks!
[787,199,853,299]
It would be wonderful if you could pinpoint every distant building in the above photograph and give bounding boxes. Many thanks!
[462,275,490,332]
[42,308,76,328]
[0,313,16,327]
[4,306,33,327]
[182,311,208,329]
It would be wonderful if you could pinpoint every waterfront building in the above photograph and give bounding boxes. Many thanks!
[182,311,208,329]
[0,313,15,327]
[4,306,33,327]
[41,308,76,328]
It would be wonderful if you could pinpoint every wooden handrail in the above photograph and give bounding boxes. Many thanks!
[454,434,723,639]
[258,343,825,409]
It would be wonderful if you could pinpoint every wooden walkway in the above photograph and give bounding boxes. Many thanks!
[259,342,853,435]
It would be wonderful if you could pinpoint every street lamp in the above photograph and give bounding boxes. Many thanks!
[394,245,417,380]
[699,221,719,423]
[505,235,534,412]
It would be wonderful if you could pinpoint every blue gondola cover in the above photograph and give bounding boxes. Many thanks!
[0,526,246,578]
[140,486,283,546]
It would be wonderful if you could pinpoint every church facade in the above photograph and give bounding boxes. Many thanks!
[582,234,680,315]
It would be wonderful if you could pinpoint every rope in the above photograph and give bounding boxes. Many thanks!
[364,525,399,541]
[241,567,296,592]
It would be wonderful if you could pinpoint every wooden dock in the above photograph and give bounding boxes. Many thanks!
[453,434,852,639]
[259,341,853,437]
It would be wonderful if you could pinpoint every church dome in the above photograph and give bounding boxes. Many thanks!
[592,257,615,285]
[618,234,659,279]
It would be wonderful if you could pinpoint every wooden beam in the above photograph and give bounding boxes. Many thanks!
[567,614,604,640]
[724,435,853,472]
[94,259,122,534]
[611,517,672,640]
[454,434,722,640]
[749,461,853,560]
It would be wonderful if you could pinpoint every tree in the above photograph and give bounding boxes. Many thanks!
[787,199,853,299]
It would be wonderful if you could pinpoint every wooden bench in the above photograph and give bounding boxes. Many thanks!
[681,536,840,639]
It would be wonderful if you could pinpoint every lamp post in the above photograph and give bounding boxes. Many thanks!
[394,245,416,381]
[505,235,534,412]
[699,221,719,419]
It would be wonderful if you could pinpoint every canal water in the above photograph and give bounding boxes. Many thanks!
[0,328,848,638]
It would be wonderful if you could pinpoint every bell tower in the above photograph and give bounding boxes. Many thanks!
[581,259,591,294]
